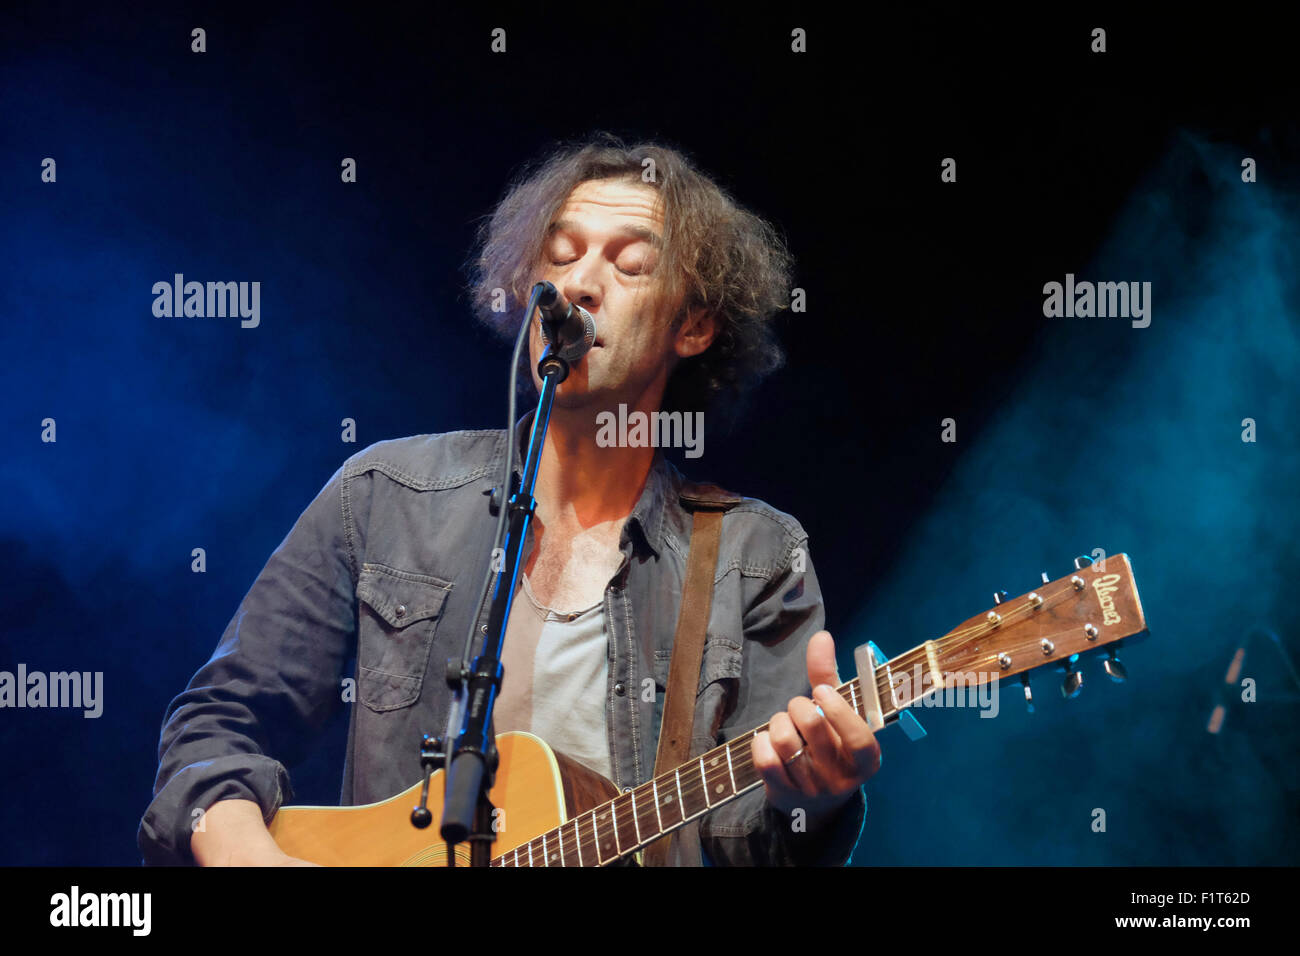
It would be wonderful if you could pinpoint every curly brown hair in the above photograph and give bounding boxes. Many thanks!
[466,132,794,419]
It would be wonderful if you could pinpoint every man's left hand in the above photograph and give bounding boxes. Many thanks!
[751,630,881,828]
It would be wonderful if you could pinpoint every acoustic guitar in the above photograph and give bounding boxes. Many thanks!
[269,553,1148,866]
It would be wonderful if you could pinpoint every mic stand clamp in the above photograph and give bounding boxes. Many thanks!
[410,734,499,867]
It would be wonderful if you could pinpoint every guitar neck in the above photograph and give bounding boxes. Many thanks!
[491,553,1147,867]
[490,673,890,867]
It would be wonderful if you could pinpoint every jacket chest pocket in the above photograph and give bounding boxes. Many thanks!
[355,563,453,712]
[651,637,744,746]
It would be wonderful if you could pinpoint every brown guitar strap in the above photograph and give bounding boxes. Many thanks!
[643,481,742,867]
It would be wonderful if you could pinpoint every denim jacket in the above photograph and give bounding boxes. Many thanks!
[139,412,866,866]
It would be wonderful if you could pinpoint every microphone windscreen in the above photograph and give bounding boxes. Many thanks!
[539,305,596,361]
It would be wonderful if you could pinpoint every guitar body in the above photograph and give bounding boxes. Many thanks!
[268,731,619,866]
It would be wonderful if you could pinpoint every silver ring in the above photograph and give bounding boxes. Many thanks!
[782,747,805,767]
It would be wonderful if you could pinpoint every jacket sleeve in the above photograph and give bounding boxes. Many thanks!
[697,533,867,866]
[137,462,358,865]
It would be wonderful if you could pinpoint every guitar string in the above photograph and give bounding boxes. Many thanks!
[496,597,1105,866]
[927,574,1098,653]
[497,659,1088,866]
[493,577,1119,865]
[499,630,1070,866]
[879,581,1119,711]
[494,735,770,866]
[495,676,923,865]
[851,584,1065,705]
[492,729,774,866]
[869,580,1071,693]
[881,578,1094,682]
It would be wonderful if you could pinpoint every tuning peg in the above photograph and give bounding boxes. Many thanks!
[1060,655,1083,699]
[1102,647,1127,683]
[992,589,1009,605]
[1041,571,1050,584]
[1020,673,1034,713]
[1073,554,1094,570]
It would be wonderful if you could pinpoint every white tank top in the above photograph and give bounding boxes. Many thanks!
[492,574,612,781]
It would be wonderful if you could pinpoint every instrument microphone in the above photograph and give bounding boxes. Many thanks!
[534,281,596,362]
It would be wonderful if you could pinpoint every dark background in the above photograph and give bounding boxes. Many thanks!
[2,3,1297,865]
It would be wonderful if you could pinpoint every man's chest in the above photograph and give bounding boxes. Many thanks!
[523,517,626,613]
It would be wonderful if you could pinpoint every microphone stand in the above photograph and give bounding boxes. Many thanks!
[411,285,575,866]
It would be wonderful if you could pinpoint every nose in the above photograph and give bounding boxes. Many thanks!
[560,254,602,314]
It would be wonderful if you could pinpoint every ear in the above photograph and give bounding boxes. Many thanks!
[673,306,718,360]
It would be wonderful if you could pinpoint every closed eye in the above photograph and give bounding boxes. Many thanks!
[551,259,643,277]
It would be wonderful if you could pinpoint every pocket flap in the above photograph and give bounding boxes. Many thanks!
[357,563,451,628]
[654,636,743,696]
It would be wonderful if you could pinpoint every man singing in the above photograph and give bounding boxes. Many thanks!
[140,134,880,866]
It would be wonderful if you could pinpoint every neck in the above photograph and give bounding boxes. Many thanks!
[533,395,659,528]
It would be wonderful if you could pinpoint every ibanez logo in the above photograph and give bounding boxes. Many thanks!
[1091,573,1123,626]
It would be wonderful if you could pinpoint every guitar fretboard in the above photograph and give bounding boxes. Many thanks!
[485,559,1141,865]
[490,663,905,867]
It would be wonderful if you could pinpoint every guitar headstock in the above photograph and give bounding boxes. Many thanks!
[933,553,1148,690]
[858,553,1149,722]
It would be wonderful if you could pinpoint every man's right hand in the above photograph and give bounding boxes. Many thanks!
[190,798,321,867]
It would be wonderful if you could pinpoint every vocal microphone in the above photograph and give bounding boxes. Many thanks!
[534,281,596,361]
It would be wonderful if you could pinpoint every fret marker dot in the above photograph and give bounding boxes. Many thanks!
[715,784,724,794]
